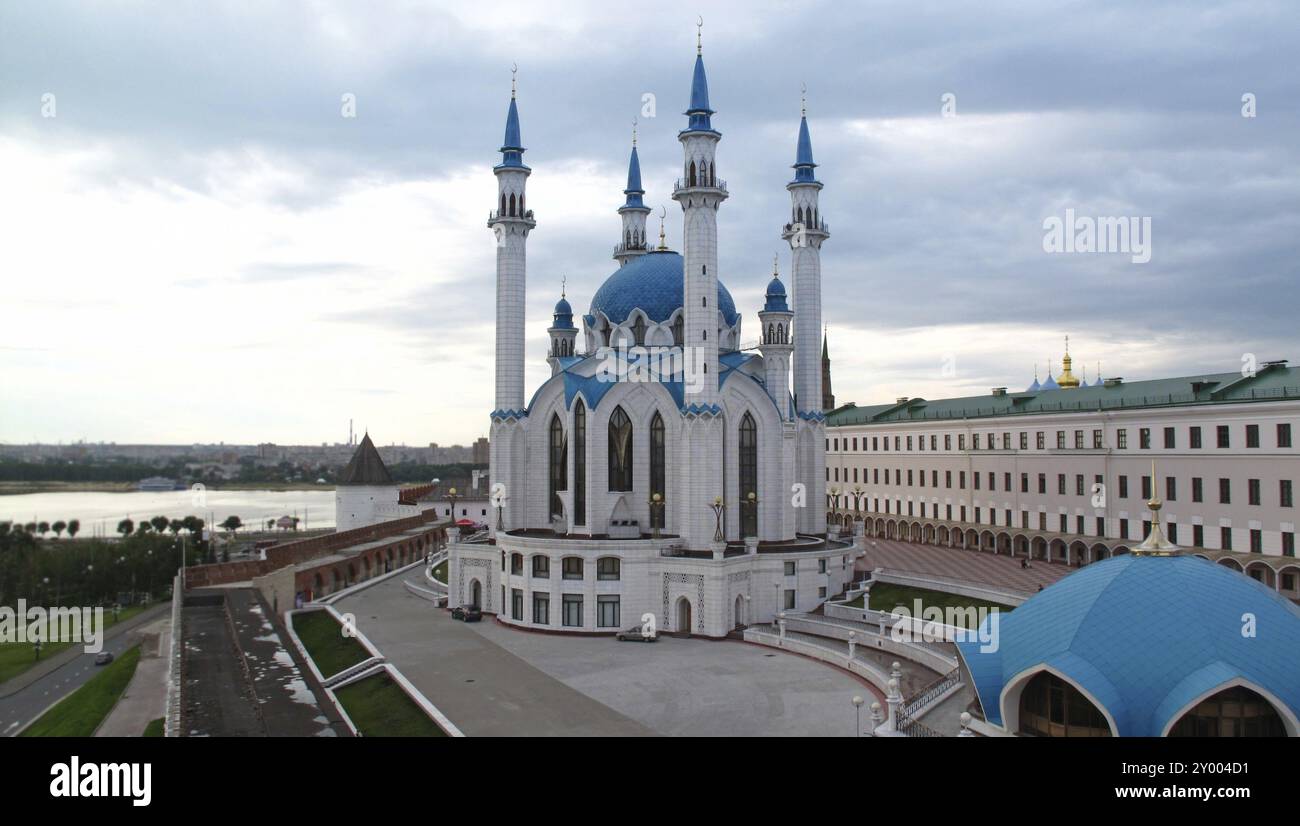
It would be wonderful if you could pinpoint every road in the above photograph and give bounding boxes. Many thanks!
[0,603,170,736]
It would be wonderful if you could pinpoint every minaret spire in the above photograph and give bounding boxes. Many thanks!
[615,119,651,266]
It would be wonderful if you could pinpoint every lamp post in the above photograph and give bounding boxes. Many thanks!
[709,497,725,543]
[648,493,664,539]
[744,491,758,539]
[852,695,864,737]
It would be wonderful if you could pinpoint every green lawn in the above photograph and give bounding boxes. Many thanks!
[431,559,447,583]
[334,672,446,737]
[142,717,165,737]
[848,583,1013,628]
[20,645,141,737]
[292,610,370,679]
[0,603,153,686]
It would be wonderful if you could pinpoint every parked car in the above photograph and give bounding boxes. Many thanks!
[94,651,114,666]
[451,605,482,622]
[616,625,657,642]
[454,519,487,532]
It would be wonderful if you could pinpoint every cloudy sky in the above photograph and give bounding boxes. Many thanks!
[1,0,1297,447]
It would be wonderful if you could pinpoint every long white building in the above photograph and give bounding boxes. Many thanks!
[825,356,1300,600]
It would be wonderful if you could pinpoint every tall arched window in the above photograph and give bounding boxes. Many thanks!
[688,160,697,187]
[739,413,758,537]
[549,414,567,521]
[650,412,665,529]
[509,192,516,217]
[631,315,646,347]
[672,315,684,347]
[608,406,633,491]
[573,400,586,525]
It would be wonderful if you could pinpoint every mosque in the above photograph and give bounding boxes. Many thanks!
[447,29,860,637]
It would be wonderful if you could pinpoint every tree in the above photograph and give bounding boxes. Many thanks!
[24,522,36,534]
[118,518,134,537]
[291,516,301,531]
[52,520,67,538]
[136,521,152,535]
[37,521,50,536]
[168,519,183,536]
[266,518,275,531]
[67,519,79,539]
[150,516,169,534]
[220,515,243,534]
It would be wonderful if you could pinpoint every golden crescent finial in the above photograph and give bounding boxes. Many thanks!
[511,63,518,98]
[697,16,703,54]
[657,205,668,250]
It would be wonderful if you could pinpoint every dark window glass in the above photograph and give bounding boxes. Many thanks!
[607,405,633,491]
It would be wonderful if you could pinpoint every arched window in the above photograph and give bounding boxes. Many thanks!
[549,414,567,521]
[608,406,633,491]
[520,194,524,214]
[1018,671,1111,737]
[672,315,684,347]
[650,412,665,529]
[1169,685,1286,737]
[739,412,758,537]
[500,193,506,215]
[689,160,697,187]
[631,315,646,347]
[573,400,586,525]
[766,323,774,343]
[509,193,516,217]
[777,322,785,342]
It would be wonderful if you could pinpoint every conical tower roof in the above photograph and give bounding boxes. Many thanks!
[338,433,394,486]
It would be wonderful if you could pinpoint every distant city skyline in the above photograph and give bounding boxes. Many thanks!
[2,1,1296,445]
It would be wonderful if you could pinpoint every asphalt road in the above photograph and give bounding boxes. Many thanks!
[0,603,170,736]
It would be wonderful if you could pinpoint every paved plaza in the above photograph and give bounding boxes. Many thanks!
[338,575,872,737]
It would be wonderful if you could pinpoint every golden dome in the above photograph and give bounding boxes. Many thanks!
[1057,335,1081,389]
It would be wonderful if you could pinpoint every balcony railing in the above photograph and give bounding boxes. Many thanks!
[673,177,727,193]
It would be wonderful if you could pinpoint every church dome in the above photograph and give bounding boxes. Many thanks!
[589,249,738,327]
[958,554,1300,736]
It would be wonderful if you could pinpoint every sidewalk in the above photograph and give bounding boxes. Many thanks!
[95,617,170,737]
[0,602,171,700]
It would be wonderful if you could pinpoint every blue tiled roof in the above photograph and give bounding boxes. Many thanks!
[763,275,789,312]
[957,554,1300,736]
[1026,377,1041,392]
[792,115,817,184]
[683,54,716,133]
[551,295,575,330]
[589,250,739,326]
[496,97,527,170]
[623,145,645,209]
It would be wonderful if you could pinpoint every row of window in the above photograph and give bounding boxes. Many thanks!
[830,467,1295,509]
[510,590,622,628]
[507,553,621,580]
[859,499,1297,555]
[830,423,1294,453]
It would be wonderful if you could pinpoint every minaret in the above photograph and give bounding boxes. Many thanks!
[783,89,829,535]
[488,67,535,532]
[547,280,577,375]
[821,329,835,410]
[614,122,651,267]
[488,67,535,414]
[757,255,794,420]
[672,22,729,551]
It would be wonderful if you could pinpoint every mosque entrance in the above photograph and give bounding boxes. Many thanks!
[734,595,746,629]
[676,597,692,636]
[470,579,482,609]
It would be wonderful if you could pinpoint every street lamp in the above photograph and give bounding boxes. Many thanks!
[648,493,664,539]
[709,496,725,543]
[744,491,758,539]
[852,695,864,737]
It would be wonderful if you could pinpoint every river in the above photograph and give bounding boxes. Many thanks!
[0,489,338,537]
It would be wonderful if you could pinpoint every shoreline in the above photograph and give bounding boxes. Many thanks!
[0,482,339,496]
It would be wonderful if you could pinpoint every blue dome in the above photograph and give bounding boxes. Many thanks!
[589,250,738,327]
[554,296,572,316]
[959,554,1300,736]
[763,275,789,312]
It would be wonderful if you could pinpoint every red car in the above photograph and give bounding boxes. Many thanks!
[455,519,487,532]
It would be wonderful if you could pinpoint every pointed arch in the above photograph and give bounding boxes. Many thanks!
[650,411,665,529]
[573,399,587,525]
[607,405,633,491]
[548,413,566,521]
[508,192,516,217]
[739,411,758,537]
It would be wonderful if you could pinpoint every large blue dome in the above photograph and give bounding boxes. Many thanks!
[589,250,739,327]
[958,553,1300,736]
